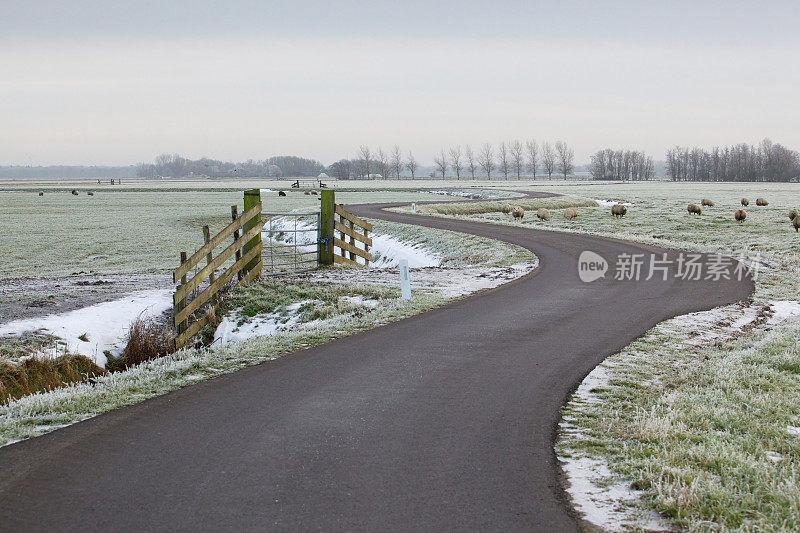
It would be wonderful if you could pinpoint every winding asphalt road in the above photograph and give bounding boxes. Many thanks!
[0,194,753,531]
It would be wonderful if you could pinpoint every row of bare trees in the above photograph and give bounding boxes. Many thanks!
[336,141,575,179]
[435,140,573,179]
[666,139,800,182]
[588,149,655,181]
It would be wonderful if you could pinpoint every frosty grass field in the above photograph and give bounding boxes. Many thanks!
[2,177,800,530]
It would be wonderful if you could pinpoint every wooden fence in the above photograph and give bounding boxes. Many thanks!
[318,190,372,267]
[173,188,372,348]
[172,189,262,349]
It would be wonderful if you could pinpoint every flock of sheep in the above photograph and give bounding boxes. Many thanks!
[499,203,620,222]
[500,197,800,232]
[38,189,94,196]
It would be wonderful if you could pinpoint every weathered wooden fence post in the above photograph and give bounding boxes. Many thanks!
[242,189,262,277]
[319,190,335,265]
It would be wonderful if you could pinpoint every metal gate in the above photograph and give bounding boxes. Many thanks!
[261,212,321,274]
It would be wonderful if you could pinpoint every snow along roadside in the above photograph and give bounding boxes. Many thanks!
[558,300,800,531]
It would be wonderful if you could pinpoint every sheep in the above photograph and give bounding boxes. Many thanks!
[278,190,286,197]
[500,204,512,214]
[71,189,79,196]
[38,191,44,196]
[304,191,311,195]
[788,208,798,221]
[793,215,800,232]
[741,198,749,206]
[701,198,715,207]
[536,208,550,221]
[512,206,525,219]
[611,204,627,217]
[734,209,746,223]
[564,207,578,220]
[756,197,768,206]
[311,190,318,195]
[687,203,702,215]
[87,191,94,196]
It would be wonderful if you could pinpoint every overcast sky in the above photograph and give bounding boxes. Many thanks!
[2,1,799,166]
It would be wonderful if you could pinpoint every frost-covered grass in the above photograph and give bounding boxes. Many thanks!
[408,195,597,216]
[0,183,461,278]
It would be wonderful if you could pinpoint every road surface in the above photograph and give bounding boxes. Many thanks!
[0,194,753,531]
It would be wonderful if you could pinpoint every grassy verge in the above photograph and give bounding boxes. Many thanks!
[404,181,800,530]
[407,195,597,216]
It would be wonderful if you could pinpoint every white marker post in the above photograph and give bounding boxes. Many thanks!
[411,202,416,213]
[399,259,411,300]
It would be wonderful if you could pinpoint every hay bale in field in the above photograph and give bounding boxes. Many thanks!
[38,190,44,196]
[564,207,578,220]
[500,203,512,214]
[788,208,798,221]
[512,206,525,219]
[734,209,746,223]
[793,215,800,232]
[278,191,286,197]
[687,203,702,215]
[701,198,714,207]
[741,198,749,206]
[71,189,79,196]
[536,208,550,220]
[611,204,627,217]
[756,197,768,206]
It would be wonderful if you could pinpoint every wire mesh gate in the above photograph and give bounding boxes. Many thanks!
[261,212,321,274]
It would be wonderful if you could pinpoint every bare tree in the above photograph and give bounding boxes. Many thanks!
[478,143,494,179]
[433,149,448,179]
[449,146,463,180]
[497,141,510,179]
[555,141,574,179]
[405,151,419,179]
[375,147,390,179]
[358,145,371,179]
[510,139,524,179]
[465,145,477,179]
[525,140,539,179]
[391,145,403,179]
[542,142,556,179]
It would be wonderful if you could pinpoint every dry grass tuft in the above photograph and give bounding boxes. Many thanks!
[106,317,174,371]
[0,355,105,404]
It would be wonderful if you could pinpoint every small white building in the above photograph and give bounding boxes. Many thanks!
[317,172,330,179]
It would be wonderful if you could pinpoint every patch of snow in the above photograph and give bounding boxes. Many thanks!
[338,295,380,309]
[765,451,783,463]
[560,455,672,532]
[368,234,441,269]
[766,301,800,325]
[0,290,173,367]
[594,199,633,208]
[424,189,501,200]
[213,300,315,345]
[785,426,800,437]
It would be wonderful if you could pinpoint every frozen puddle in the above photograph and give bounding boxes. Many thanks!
[0,289,173,366]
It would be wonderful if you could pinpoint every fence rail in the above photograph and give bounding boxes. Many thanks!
[172,189,262,349]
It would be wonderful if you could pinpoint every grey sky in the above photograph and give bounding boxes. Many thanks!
[2,1,799,165]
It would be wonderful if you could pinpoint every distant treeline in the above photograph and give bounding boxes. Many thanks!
[588,150,655,181]
[0,165,136,180]
[135,154,325,178]
[665,139,800,182]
